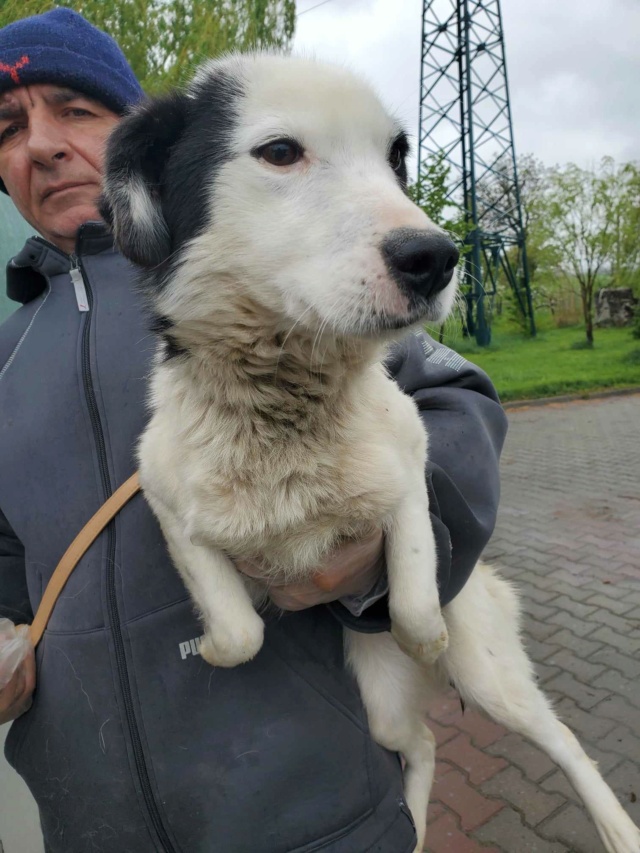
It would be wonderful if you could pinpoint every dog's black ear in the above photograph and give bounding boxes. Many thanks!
[99,93,190,268]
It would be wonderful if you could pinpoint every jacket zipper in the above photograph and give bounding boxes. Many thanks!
[75,244,177,853]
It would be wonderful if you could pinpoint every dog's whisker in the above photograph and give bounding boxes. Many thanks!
[274,304,316,384]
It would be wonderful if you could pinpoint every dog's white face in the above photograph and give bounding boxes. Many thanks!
[102,54,459,338]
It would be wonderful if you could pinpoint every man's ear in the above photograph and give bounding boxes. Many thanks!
[99,92,190,268]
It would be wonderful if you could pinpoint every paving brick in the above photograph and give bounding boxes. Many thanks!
[428,718,460,747]
[544,648,606,684]
[538,769,581,805]
[545,649,607,684]
[524,617,566,643]
[554,697,617,741]
[597,725,640,764]
[542,672,611,710]
[533,662,563,684]
[543,629,603,658]
[520,599,560,621]
[591,669,640,708]
[545,609,601,638]
[548,581,605,603]
[547,595,598,620]
[595,695,640,729]
[454,709,507,750]
[426,810,502,853]
[538,804,606,853]
[589,607,640,635]
[474,806,570,852]
[428,694,462,725]
[525,586,560,605]
[430,767,504,832]
[584,593,637,616]
[427,802,446,826]
[605,761,640,825]
[524,637,563,664]
[589,625,640,656]
[486,734,556,783]
[588,646,640,680]
[480,766,566,827]
[620,585,640,600]
[437,733,508,785]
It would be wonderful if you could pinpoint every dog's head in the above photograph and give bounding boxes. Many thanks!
[101,54,459,338]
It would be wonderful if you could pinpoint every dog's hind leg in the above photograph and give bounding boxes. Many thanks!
[440,563,640,853]
[345,629,441,853]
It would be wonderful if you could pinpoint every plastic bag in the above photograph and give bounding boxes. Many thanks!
[0,618,31,691]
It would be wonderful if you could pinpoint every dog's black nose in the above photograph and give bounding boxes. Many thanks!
[381,229,460,299]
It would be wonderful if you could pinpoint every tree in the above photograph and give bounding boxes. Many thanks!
[408,150,471,244]
[606,159,640,292]
[0,0,296,93]
[545,160,623,346]
[475,154,558,325]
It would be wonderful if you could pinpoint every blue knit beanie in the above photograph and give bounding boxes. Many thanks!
[0,7,144,192]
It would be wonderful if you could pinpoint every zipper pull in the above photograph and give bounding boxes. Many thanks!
[69,256,89,312]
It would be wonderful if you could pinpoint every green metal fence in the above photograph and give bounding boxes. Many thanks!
[0,193,35,322]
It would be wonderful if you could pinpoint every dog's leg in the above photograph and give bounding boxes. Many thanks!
[159,512,265,667]
[440,564,640,853]
[385,483,448,667]
[345,629,440,853]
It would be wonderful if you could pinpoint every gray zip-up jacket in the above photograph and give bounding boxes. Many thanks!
[0,223,507,853]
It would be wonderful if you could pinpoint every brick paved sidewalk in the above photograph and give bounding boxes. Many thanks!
[424,393,640,853]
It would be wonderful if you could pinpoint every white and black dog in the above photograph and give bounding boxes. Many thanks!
[101,54,640,853]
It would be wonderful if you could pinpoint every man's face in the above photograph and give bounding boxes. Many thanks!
[0,84,120,255]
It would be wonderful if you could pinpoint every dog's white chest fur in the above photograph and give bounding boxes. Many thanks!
[140,338,425,580]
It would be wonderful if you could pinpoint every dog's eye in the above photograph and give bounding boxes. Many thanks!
[254,139,304,167]
[389,145,404,172]
[388,137,408,174]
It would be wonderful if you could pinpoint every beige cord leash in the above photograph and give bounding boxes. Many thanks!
[26,472,141,647]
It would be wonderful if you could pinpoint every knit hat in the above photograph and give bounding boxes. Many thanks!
[0,7,144,193]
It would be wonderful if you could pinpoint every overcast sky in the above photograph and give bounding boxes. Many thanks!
[294,0,640,176]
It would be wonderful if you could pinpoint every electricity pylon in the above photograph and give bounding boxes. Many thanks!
[418,0,535,345]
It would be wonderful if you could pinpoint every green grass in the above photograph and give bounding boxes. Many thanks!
[428,322,640,402]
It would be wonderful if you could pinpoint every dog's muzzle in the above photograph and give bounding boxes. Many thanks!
[381,228,460,300]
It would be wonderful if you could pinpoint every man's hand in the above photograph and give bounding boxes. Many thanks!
[236,528,385,611]
[0,644,35,725]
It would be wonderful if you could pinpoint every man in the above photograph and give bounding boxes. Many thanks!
[0,8,507,852]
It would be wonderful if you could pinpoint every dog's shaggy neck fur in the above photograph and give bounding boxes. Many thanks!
[156,284,384,439]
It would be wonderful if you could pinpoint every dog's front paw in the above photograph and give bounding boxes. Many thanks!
[199,611,265,668]
[391,609,448,667]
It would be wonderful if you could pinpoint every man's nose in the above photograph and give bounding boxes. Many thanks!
[26,115,70,167]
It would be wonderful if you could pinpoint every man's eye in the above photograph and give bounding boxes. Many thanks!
[0,125,20,144]
[254,139,304,167]
[67,108,92,118]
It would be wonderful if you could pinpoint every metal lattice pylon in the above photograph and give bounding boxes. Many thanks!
[418,0,535,344]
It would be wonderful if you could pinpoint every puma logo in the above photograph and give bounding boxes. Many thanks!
[179,635,203,660]
[0,56,30,84]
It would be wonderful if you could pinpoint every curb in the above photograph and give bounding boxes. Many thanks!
[502,386,640,410]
